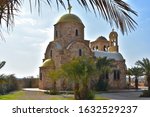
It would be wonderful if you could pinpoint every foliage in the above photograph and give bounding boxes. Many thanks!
[61,57,96,100]
[96,78,108,91]
[0,0,137,37]
[140,90,150,97]
[95,57,114,91]
[0,61,6,69]
[47,69,63,95]
[0,74,19,95]
[126,68,132,87]
[130,67,143,89]
[45,89,59,95]
[136,58,150,91]
[130,67,143,77]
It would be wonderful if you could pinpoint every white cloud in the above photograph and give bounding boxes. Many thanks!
[15,18,37,26]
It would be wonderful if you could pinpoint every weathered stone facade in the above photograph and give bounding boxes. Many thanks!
[39,13,127,90]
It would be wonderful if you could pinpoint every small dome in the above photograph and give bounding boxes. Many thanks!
[96,36,108,42]
[57,14,83,24]
[109,29,118,38]
[40,59,54,68]
[93,50,124,61]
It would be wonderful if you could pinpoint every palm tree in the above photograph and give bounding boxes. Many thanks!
[130,67,143,89]
[95,57,114,90]
[61,57,96,100]
[126,68,132,88]
[136,58,150,91]
[0,61,6,69]
[0,0,137,37]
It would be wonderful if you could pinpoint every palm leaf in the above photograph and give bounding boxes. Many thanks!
[0,0,138,39]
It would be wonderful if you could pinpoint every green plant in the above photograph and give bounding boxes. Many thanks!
[0,0,137,37]
[96,78,108,91]
[140,90,150,97]
[136,58,150,91]
[61,57,96,100]
[45,89,59,95]
[0,61,6,69]
[86,90,95,100]
[0,74,19,95]
[130,67,143,89]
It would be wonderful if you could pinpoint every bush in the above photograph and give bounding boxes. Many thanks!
[0,74,19,95]
[86,90,95,100]
[45,89,59,95]
[96,79,108,91]
[140,90,150,97]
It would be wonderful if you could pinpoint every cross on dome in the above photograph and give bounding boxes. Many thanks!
[67,0,72,14]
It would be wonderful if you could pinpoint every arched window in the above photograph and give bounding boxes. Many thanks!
[79,49,82,56]
[96,46,98,50]
[114,70,120,80]
[75,29,78,36]
[103,45,106,51]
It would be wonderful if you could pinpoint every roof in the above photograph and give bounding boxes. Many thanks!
[96,36,108,42]
[93,50,124,61]
[40,59,54,68]
[57,14,83,24]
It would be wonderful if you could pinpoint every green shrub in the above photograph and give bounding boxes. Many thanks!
[140,90,150,97]
[96,79,108,91]
[86,90,95,100]
[45,89,59,95]
[0,74,19,95]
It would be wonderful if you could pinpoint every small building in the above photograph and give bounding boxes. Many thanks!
[39,13,127,90]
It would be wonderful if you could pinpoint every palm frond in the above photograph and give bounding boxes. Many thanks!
[0,0,138,40]
[32,0,138,35]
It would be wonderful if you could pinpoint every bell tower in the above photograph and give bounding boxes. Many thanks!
[108,29,119,52]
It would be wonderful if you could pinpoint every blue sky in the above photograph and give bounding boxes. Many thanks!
[0,0,150,78]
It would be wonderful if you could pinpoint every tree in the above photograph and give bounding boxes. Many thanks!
[136,58,150,91]
[0,61,6,69]
[61,57,96,100]
[95,57,114,91]
[48,69,62,95]
[0,0,137,38]
[126,68,132,88]
[130,67,143,89]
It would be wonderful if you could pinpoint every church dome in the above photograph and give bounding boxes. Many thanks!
[40,59,54,68]
[96,36,108,42]
[57,14,83,24]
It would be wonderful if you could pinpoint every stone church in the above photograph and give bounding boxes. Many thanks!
[39,12,127,90]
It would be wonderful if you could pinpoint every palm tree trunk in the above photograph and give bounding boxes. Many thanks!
[80,83,89,100]
[135,77,138,89]
[147,76,150,91]
[129,76,131,87]
[74,82,80,100]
